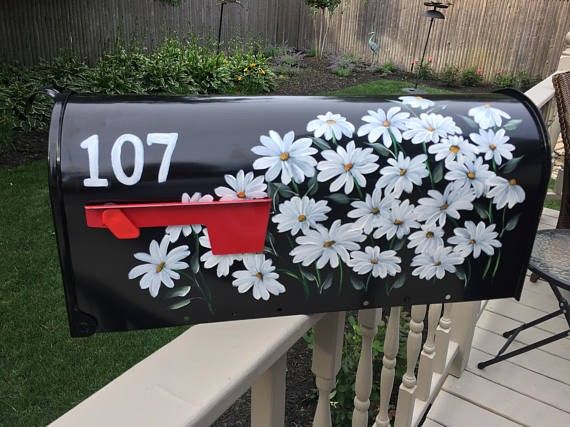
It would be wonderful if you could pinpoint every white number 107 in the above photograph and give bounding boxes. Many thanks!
[80,133,178,187]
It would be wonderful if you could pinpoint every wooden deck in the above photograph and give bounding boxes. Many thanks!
[425,208,570,426]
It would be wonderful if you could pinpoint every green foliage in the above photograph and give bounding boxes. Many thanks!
[305,48,317,57]
[0,39,276,136]
[460,66,484,87]
[414,57,433,81]
[493,70,541,91]
[304,311,408,426]
[440,65,460,87]
[158,0,182,5]
[305,0,342,11]
[269,47,304,76]
[329,54,359,77]
[377,61,398,75]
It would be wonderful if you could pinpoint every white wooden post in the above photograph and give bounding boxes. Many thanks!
[251,354,286,427]
[312,311,346,427]
[557,31,570,72]
[373,306,401,427]
[394,305,427,427]
[433,304,452,374]
[449,301,480,377]
[415,304,441,401]
[352,308,382,427]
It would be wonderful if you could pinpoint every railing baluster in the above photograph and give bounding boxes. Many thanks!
[312,311,346,427]
[394,305,427,427]
[352,308,382,427]
[449,301,480,377]
[415,303,441,402]
[433,304,452,374]
[251,354,286,427]
[373,306,401,427]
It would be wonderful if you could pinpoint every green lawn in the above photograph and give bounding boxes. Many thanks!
[327,79,453,96]
[0,161,185,426]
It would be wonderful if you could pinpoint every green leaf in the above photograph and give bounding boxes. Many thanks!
[350,276,365,290]
[274,183,296,199]
[459,115,478,129]
[366,142,392,157]
[301,270,317,282]
[320,273,334,293]
[169,299,191,310]
[432,162,444,183]
[305,174,319,197]
[455,266,466,281]
[392,274,406,289]
[278,269,301,281]
[326,193,351,205]
[500,155,524,174]
[503,119,523,131]
[190,250,200,274]
[312,137,331,150]
[271,183,280,209]
[474,202,489,220]
[504,213,522,232]
[482,255,493,279]
[168,286,192,298]
[392,237,406,251]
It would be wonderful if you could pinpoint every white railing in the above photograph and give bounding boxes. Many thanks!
[51,31,570,427]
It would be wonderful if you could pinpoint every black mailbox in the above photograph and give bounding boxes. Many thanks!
[48,92,550,336]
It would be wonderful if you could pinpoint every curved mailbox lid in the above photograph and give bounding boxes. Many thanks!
[48,93,550,336]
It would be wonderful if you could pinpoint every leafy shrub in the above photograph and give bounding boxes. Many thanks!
[229,51,276,94]
[493,71,515,89]
[440,66,460,87]
[329,54,359,77]
[377,61,398,75]
[460,66,483,86]
[305,311,408,426]
[493,70,541,91]
[414,57,433,80]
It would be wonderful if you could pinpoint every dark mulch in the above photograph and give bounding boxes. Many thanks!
[213,338,316,427]
[1,131,48,168]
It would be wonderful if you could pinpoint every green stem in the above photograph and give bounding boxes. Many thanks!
[337,262,344,296]
[314,265,322,287]
[422,142,434,188]
[365,272,373,291]
[487,199,494,223]
[354,181,364,199]
[492,250,502,277]
[287,234,309,297]
[499,207,507,237]
[331,134,338,147]
[291,181,301,196]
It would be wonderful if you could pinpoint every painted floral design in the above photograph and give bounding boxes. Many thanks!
[127,97,527,311]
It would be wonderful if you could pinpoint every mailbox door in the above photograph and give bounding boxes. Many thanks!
[48,93,550,336]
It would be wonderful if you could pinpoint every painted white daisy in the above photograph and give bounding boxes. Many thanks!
[470,128,514,166]
[377,152,428,197]
[407,223,445,254]
[468,103,511,130]
[232,255,285,301]
[128,236,190,298]
[357,107,410,147]
[428,135,479,163]
[374,199,420,240]
[306,111,355,141]
[348,246,401,278]
[411,246,464,280]
[487,175,526,209]
[251,130,317,185]
[444,157,495,197]
[290,219,365,269]
[215,170,267,200]
[165,192,214,242]
[415,182,475,226]
[448,221,502,258]
[347,187,394,234]
[272,196,331,236]
[199,229,242,277]
[398,96,435,110]
[403,113,461,144]
[316,140,379,194]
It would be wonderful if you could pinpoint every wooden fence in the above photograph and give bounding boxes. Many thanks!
[1,0,569,79]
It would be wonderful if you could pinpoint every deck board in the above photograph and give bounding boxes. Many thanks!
[426,210,570,426]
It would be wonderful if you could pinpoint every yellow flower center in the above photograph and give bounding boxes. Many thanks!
[399,168,407,176]
[466,171,476,180]
[280,152,290,161]
[489,143,497,150]
[393,219,403,225]
[371,207,380,214]
[469,239,477,245]
[370,258,379,265]
[449,145,460,153]
[434,261,442,266]
[326,119,337,125]
[426,231,434,238]
[237,191,247,199]
[323,240,335,248]
[440,203,449,211]
[255,272,263,280]
[344,163,353,171]
[415,96,423,100]
[427,127,435,132]
[155,262,165,273]
[509,178,518,186]
[383,120,391,128]
[297,214,307,222]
